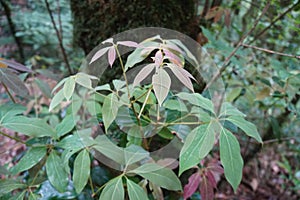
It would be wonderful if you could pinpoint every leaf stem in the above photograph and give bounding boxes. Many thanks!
[138,86,153,119]
[0,130,26,144]
[2,82,16,103]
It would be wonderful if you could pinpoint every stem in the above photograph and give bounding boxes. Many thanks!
[2,82,16,103]
[0,130,26,144]
[242,44,300,59]
[44,0,72,75]
[204,1,271,90]
[138,86,153,119]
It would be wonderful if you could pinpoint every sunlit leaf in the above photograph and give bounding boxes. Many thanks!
[179,124,215,175]
[90,47,110,64]
[46,151,69,193]
[220,128,243,192]
[2,116,56,137]
[133,64,155,86]
[226,116,262,143]
[152,68,171,106]
[11,147,47,174]
[99,177,124,200]
[102,93,119,132]
[127,178,149,200]
[94,84,111,91]
[108,46,116,67]
[75,72,92,89]
[167,63,194,92]
[49,90,65,111]
[73,149,91,194]
[63,77,76,101]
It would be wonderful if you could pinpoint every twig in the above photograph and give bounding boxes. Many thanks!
[204,1,271,91]
[56,0,63,40]
[242,44,300,59]
[0,0,25,62]
[44,0,73,75]
[250,0,300,44]
[0,130,26,144]
[2,82,16,103]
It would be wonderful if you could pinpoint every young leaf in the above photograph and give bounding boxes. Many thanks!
[63,77,76,101]
[167,63,194,92]
[49,89,65,111]
[108,46,116,67]
[199,176,214,200]
[179,124,215,175]
[127,178,149,200]
[129,163,182,191]
[0,179,26,194]
[2,116,56,137]
[133,64,155,87]
[11,147,47,174]
[55,115,76,138]
[102,93,119,132]
[73,149,91,194]
[117,41,139,47]
[90,46,110,64]
[46,151,69,193]
[220,128,243,192]
[75,72,92,89]
[99,177,124,200]
[152,68,171,106]
[226,116,262,143]
[183,172,201,200]
[177,92,215,114]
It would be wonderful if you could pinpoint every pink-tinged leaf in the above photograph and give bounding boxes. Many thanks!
[183,172,201,200]
[0,59,32,72]
[108,46,116,67]
[163,42,183,54]
[207,162,224,184]
[200,176,214,200]
[90,47,110,64]
[167,64,194,92]
[133,64,155,86]
[102,38,113,44]
[152,68,171,106]
[205,170,217,188]
[117,41,139,47]
[153,50,163,66]
[164,50,184,67]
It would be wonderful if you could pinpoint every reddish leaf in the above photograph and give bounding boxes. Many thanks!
[133,64,155,86]
[90,47,110,64]
[183,172,201,200]
[167,64,194,92]
[164,50,183,67]
[108,46,116,67]
[163,42,183,54]
[152,68,171,106]
[207,162,224,185]
[153,50,163,66]
[200,176,214,200]
[117,41,139,47]
[205,170,217,188]
[0,58,32,72]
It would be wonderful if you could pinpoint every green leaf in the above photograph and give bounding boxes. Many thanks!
[219,102,246,117]
[220,128,243,192]
[2,116,55,137]
[34,78,51,98]
[102,93,119,132]
[226,87,242,102]
[124,145,149,166]
[46,151,69,193]
[179,124,215,175]
[8,191,26,200]
[226,116,262,143]
[0,179,26,194]
[0,103,26,122]
[94,84,111,91]
[93,135,125,165]
[127,178,149,200]
[63,77,76,101]
[55,115,76,138]
[73,149,91,194]
[0,68,29,97]
[75,72,92,89]
[11,146,47,174]
[51,77,67,93]
[163,99,188,112]
[113,80,126,91]
[177,92,215,114]
[49,89,65,111]
[129,163,182,191]
[152,68,171,106]
[99,177,124,200]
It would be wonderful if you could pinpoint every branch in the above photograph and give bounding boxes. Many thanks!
[0,0,25,62]
[44,0,73,75]
[242,44,300,59]
[250,0,300,44]
[204,1,271,91]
